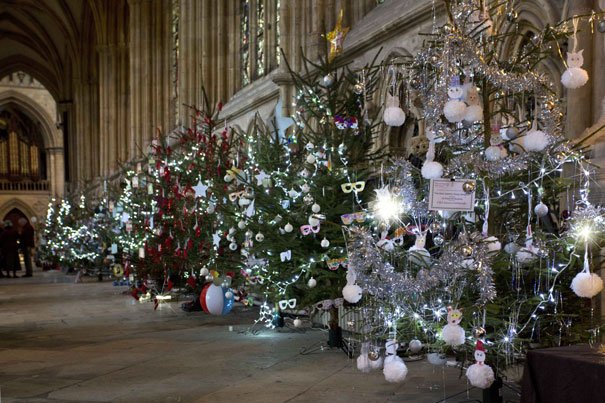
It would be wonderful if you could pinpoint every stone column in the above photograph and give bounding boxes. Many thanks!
[565,0,594,140]
[46,147,65,198]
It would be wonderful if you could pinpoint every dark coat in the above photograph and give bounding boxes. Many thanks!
[0,227,20,270]
[20,223,35,248]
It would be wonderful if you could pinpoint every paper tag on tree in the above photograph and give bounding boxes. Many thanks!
[428,179,476,211]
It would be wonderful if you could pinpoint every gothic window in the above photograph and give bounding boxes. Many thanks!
[0,108,46,181]
[240,0,281,87]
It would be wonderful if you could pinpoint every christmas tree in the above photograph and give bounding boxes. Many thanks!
[346,0,605,386]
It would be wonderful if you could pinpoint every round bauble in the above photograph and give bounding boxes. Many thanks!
[427,352,447,366]
[225,291,233,299]
[342,283,363,303]
[408,246,431,267]
[307,277,317,288]
[354,82,365,94]
[433,235,444,246]
[483,236,501,254]
[303,194,314,205]
[308,216,320,227]
[462,244,474,257]
[206,204,216,214]
[443,99,467,123]
[200,268,209,277]
[383,106,406,127]
[472,326,486,338]
[534,202,549,217]
[306,154,316,164]
[293,317,303,328]
[305,142,314,151]
[284,223,294,233]
[255,233,264,242]
[229,242,238,251]
[599,20,605,33]
[429,221,442,233]
[408,339,423,354]
[462,181,476,193]
[421,161,444,179]
[311,203,321,213]
[321,238,330,248]
[205,274,214,282]
[485,145,503,161]
[288,189,298,198]
[504,242,520,255]
[524,129,549,152]
[238,197,251,207]
[368,350,380,361]
[571,271,604,298]
[322,74,335,87]
[301,183,310,193]
[238,220,246,229]
[301,168,310,178]
[200,283,234,315]
[245,230,253,238]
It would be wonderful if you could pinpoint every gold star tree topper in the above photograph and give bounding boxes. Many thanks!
[324,10,349,63]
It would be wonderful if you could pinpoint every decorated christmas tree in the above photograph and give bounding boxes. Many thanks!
[347,0,605,388]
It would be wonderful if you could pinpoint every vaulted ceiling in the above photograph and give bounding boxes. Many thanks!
[0,0,98,101]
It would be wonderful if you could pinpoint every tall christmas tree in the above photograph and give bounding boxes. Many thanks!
[346,0,605,387]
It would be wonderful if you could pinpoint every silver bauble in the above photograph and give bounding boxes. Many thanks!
[599,20,605,33]
[322,74,335,87]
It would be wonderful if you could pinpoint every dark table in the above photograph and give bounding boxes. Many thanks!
[521,345,605,403]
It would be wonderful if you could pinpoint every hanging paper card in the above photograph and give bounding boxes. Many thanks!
[428,179,475,211]
[111,243,118,254]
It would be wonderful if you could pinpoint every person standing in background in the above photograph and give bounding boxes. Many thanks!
[0,220,20,278]
[18,218,34,277]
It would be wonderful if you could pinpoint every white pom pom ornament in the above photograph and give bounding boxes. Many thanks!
[485,145,503,161]
[342,269,363,303]
[357,342,372,373]
[561,50,589,89]
[383,340,408,383]
[441,307,465,346]
[571,271,603,298]
[408,235,432,266]
[421,161,443,179]
[307,277,317,288]
[466,341,495,389]
[523,122,549,152]
[383,95,406,127]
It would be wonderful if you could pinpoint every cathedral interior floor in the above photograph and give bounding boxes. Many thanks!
[0,269,520,403]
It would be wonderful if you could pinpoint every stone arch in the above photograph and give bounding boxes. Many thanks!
[0,198,38,222]
[0,89,60,149]
[0,56,61,102]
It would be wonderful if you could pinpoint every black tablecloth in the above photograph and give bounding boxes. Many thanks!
[521,345,605,403]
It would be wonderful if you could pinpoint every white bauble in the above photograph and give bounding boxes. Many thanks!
[408,339,423,354]
[321,238,330,248]
[464,104,483,123]
[571,272,604,298]
[284,223,294,233]
[200,268,209,276]
[311,203,321,213]
[305,142,315,151]
[383,356,408,383]
[485,145,503,161]
[342,283,363,303]
[237,220,246,229]
[516,247,538,266]
[229,242,238,251]
[308,216,320,227]
[524,129,549,152]
[483,236,501,254]
[408,246,431,267]
[206,204,216,214]
[306,154,316,164]
[307,277,317,288]
[288,189,298,198]
[441,323,465,346]
[443,99,467,122]
[561,67,589,89]
[504,242,520,255]
[534,202,549,217]
[238,197,251,207]
[383,107,406,127]
[466,363,495,389]
[293,317,303,328]
[421,161,444,179]
[225,291,234,299]
[301,183,311,193]
[255,233,264,242]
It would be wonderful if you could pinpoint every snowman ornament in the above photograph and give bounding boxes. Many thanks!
[441,306,465,346]
[383,340,408,383]
[443,76,467,123]
[342,269,362,303]
[466,340,495,389]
